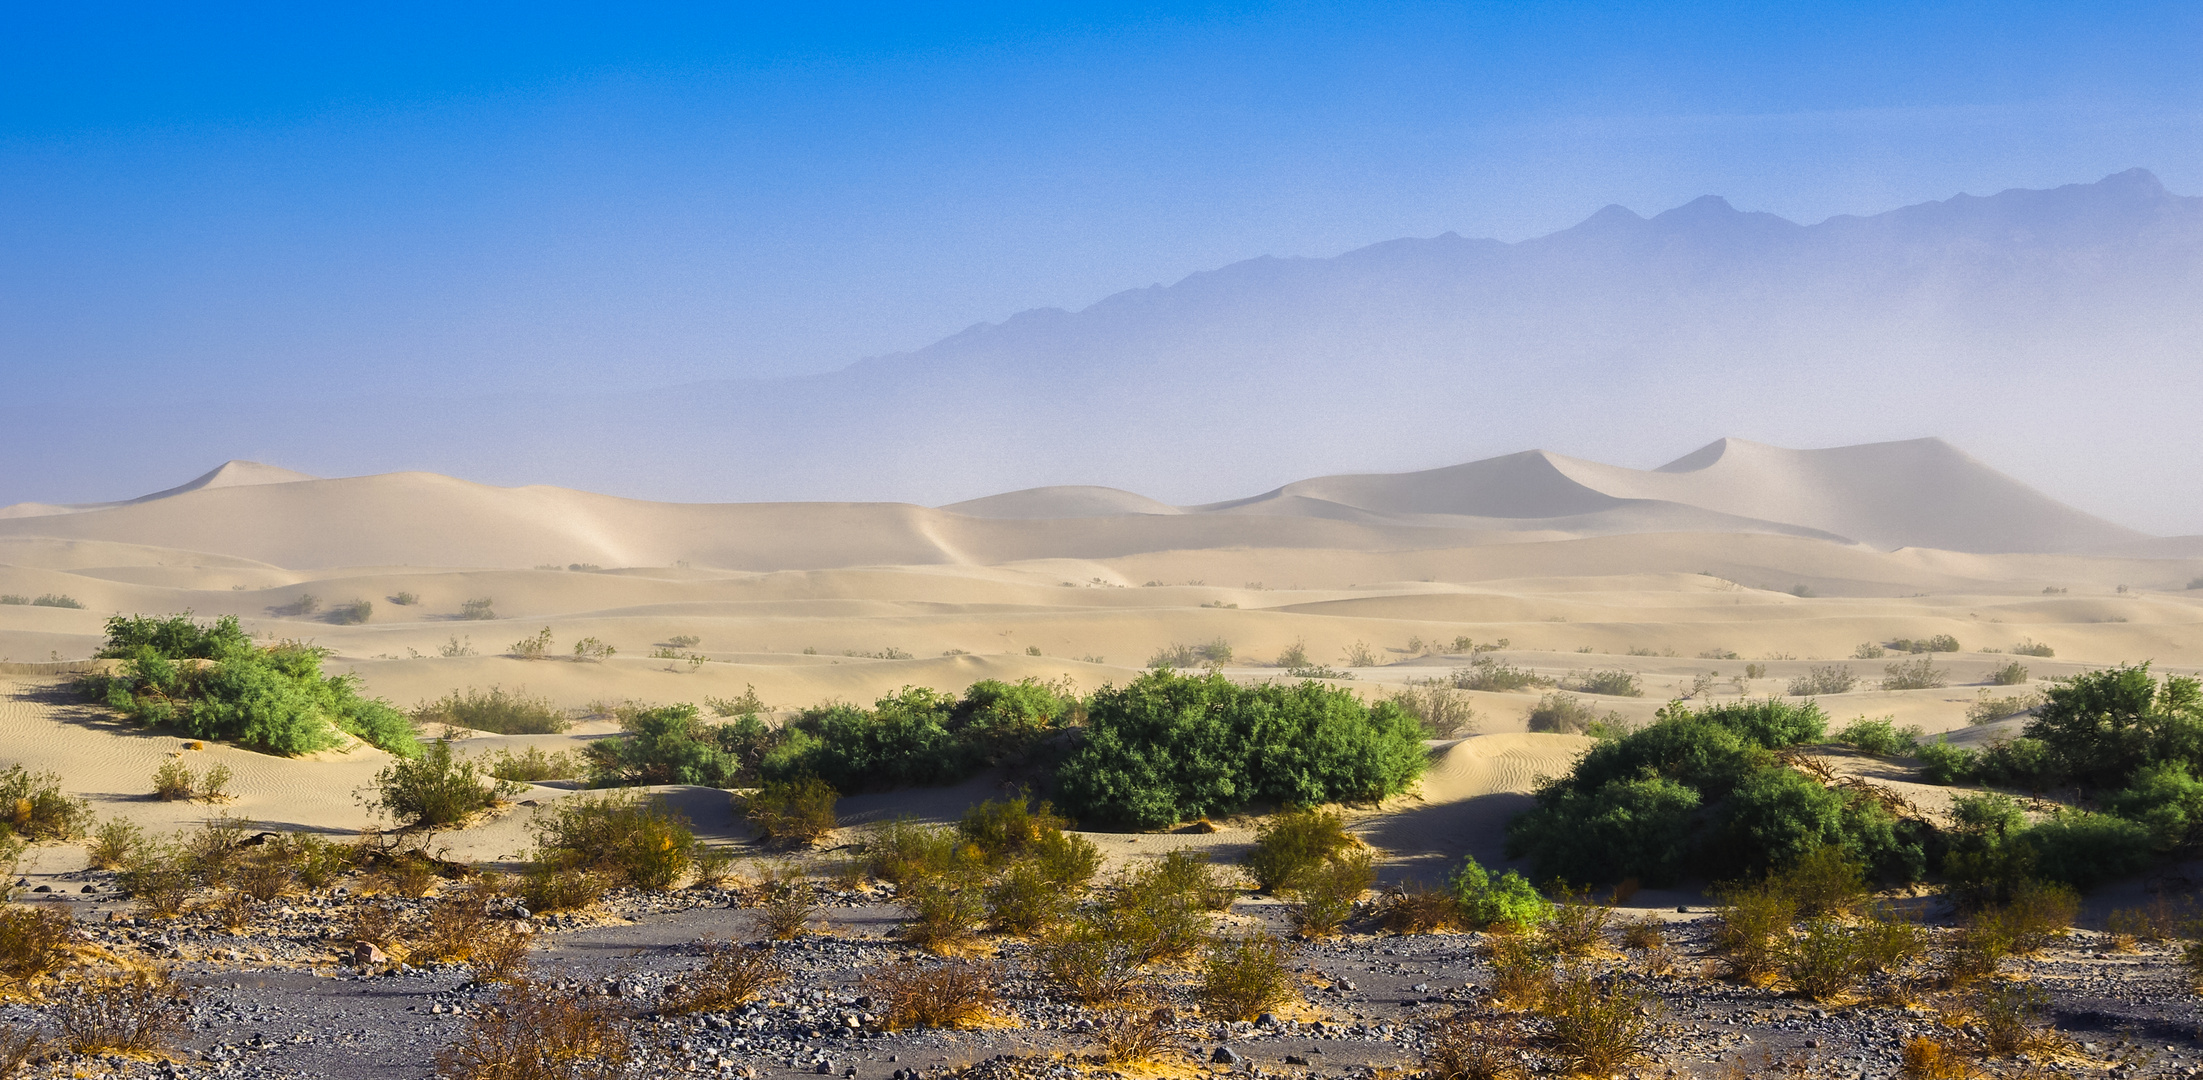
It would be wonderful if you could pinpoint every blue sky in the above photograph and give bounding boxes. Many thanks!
[4,2,2199,405]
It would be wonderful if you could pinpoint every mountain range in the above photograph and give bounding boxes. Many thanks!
[3,169,2198,531]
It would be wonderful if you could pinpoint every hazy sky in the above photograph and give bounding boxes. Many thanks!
[5,1,2199,410]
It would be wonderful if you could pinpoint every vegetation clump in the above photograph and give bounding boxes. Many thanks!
[1506,698,1926,887]
[83,613,417,756]
[413,686,571,734]
[1524,693,1622,735]
[740,776,840,846]
[1055,669,1425,828]
[371,736,521,828]
[1453,657,1555,692]
[531,791,695,890]
[1788,665,1859,696]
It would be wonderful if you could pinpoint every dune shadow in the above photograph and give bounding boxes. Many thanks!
[1357,790,1536,888]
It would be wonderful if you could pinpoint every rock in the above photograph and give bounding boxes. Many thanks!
[1285,1057,1310,1066]
[816,1063,834,1075]
[31,885,49,893]
[352,942,387,968]
[1212,1047,1244,1065]
[1257,1013,1279,1028]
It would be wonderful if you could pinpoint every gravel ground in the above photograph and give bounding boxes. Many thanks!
[5,874,2202,1080]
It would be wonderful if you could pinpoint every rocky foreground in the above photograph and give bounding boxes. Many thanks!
[2,869,2201,1080]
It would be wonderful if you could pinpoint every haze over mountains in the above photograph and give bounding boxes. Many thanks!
[4,169,2199,532]
[0,437,2165,571]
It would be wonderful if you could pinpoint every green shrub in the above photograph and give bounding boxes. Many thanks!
[1853,643,1887,659]
[1966,690,2042,725]
[741,776,839,846]
[959,793,1071,861]
[1198,933,1294,1020]
[1525,693,1620,735]
[2011,639,2054,658]
[1787,665,1858,696]
[1389,682,1478,737]
[1881,657,1947,691]
[2025,663,2203,789]
[1453,657,1554,692]
[1889,635,1960,654]
[330,599,372,625]
[586,702,763,787]
[1540,885,1612,956]
[1447,855,1548,931]
[371,737,520,828]
[0,766,89,841]
[87,819,146,870]
[758,679,1072,794]
[81,613,417,756]
[899,874,989,952]
[0,595,22,605]
[1833,717,1921,757]
[484,746,583,783]
[458,597,496,620]
[1055,670,1426,828]
[533,791,695,890]
[413,686,570,734]
[1245,807,1354,891]
[660,939,785,1014]
[389,591,419,606]
[1769,844,1871,917]
[2106,760,2203,849]
[1915,738,1976,784]
[1564,670,1642,697]
[30,594,83,609]
[1108,853,1225,963]
[985,861,1078,936]
[1987,661,2030,686]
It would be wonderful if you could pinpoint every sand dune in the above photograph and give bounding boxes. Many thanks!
[3,443,2201,890]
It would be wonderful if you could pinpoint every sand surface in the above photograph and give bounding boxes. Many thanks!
[3,456,2201,896]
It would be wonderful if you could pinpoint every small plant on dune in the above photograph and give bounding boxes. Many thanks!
[1390,681,1478,737]
[570,637,615,662]
[509,627,554,660]
[1524,692,1622,735]
[864,959,998,1030]
[741,776,840,847]
[54,968,188,1057]
[1199,932,1295,1020]
[1854,642,1888,659]
[415,685,570,734]
[1834,716,1923,757]
[1423,1010,1528,1080]
[1788,664,1860,696]
[30,594,82,608]
[0,766,90,841]
[152,758,195,801]
[1882,657,1948,691]
[330,599,372,624]
[1986,660,2030,685]
[1965,689,2042,725]
[371,736,522,829]
[457,597,496,621]
[389,591,419,606]
[1451,656,1552,692]
[435,977,633,1080]
[485,745,584,783]
[1340,641,1379,667]
[87,818,146,870]
[2011,639,2055,658]
[1564,669,1643,697]
[1246,806,1355,892]
[1287,847,1376,937]
[660,938,785,1014]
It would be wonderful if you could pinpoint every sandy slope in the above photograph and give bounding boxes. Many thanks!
[2,451,2201,895]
